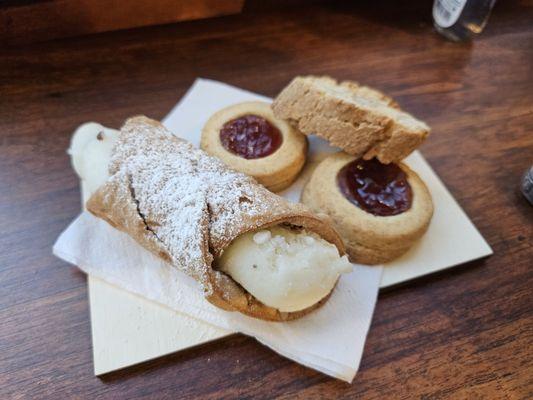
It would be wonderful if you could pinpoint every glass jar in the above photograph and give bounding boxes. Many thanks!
[433,0,497,41]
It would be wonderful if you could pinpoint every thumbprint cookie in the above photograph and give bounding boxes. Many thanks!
[201,101,307,192]
[302,152,433,264]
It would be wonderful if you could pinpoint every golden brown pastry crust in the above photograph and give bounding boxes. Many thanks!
[87,116,345,321]
[272,76,430,164]
[200,101,307,192]
[301,152,433,265]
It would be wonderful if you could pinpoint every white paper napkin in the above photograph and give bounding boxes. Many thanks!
[54,213,381,382]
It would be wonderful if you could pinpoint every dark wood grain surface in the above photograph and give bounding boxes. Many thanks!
[1,0,532,398]
[0,0,245,45]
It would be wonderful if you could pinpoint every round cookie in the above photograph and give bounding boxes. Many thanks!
[301,152,433,265]
[201,101,307,192]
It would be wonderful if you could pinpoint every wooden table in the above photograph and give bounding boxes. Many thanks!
[1,0,532,398]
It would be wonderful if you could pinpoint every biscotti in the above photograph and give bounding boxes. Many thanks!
[272,76,430,164]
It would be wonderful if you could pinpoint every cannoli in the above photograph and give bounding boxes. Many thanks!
[86,116,351,321]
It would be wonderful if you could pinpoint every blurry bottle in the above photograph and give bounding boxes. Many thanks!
[521,165,533,205]
[433,0,497,41]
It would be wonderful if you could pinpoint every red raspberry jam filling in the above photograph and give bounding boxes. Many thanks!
[337,158,412,216]
[220,115,282,159]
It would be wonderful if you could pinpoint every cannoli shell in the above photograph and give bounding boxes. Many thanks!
[87,116,345,321]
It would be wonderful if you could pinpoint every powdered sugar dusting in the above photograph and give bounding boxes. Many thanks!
[107,117,279,291]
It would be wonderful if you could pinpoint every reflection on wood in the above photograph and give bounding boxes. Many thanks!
[0,0,245,45]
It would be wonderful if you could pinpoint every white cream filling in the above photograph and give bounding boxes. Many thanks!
[219,227,352,312]
[68,122,118,196]
[69,123,352,312]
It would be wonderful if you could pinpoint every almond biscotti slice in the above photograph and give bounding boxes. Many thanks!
[272,76,429,163]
